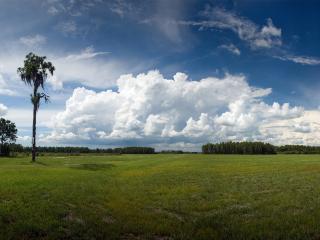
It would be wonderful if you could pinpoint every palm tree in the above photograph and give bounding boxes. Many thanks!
[17,53,55,162]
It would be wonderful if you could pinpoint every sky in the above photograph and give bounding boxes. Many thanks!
[0,0,320,151]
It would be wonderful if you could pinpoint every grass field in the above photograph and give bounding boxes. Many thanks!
[1,154,320,239]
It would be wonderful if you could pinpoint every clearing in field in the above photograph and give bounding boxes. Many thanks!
[1,154,320,239]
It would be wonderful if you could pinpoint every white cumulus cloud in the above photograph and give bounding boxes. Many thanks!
[260,111,320,145]
[43,70,305,149]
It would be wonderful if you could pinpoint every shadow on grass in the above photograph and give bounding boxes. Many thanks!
[32,161,49,166]
[17,161,49,166]
[68,163,114,171]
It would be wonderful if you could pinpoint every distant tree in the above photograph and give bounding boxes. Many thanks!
[9,143,24,153]
[17,53,55,162]
[0,118,17,156]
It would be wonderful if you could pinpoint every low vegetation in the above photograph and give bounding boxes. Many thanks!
[2,154,320,239]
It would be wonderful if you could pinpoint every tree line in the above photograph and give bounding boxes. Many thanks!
[202,142,320,154]
[202,142,276,154]
[5,142,320,156]
[7,145,155,155]
[276,145,320,154]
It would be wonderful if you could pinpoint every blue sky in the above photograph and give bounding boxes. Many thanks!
[0,0,320,150]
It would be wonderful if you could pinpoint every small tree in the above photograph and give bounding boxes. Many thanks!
[0,118,17,156]
[17,53,55,162]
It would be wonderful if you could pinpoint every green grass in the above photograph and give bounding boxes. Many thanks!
[1,154,320,239]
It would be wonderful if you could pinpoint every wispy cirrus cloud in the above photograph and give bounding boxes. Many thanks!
[0,73,17,96]
[65,46,110,61]
[0,42,149,93]
[110,0,133,18]
[219,43,241,56]
[273,54,320,66]
[19,34,46,47]
[47,6,59,15]
[179,6,320,66]
[44,0,102,16]
[139,1,192,44]
[57,20,78,35]
[180,7,282,50]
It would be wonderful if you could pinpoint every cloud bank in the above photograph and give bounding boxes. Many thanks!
[43,70,306,150]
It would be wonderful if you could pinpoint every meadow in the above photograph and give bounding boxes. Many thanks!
[1,154,320,239]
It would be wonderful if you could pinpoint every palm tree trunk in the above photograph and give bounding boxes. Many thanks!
[32,96,37,162]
